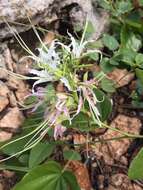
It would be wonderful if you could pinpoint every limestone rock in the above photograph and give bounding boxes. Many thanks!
[0,81,10,97]
[0,96,9,112]
[0,68,8,80]
[92,114,142,165]
[0,107,24,129]
[0,0,108,40]
[8,91,17,107]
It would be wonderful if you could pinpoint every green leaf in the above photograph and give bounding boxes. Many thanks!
[128,148,143,180]
[63,171,81,190]
[97,0,111,10]
[125,11,142,29]
[102,34,119,51]
[1,137,31,156]
[24,96,38,105]
[109,59,119,66]
[93,89,112,121]
[45,84,56,103]
[29,143,55,168]
[0,164,29,172]
[135,53,143,65]
[116,48,136,65]
[136,79,143,95]
[63,150,81,161]
[63,112,91,131]
[139,0,143,6]
[116,1,133,15]
[101,78,116,93]
[100,58,115,73]
[74,24,82,32]
[87,52,99,61]
[19,154,29,166]
[12,161,80,190]
[135,68,143,85]
[85,21,95,39]
[120,26,142,52]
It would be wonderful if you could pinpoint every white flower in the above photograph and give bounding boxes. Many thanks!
[68,32,88,58]
[38,40,60,70]
[60,77,72,91]
[57,32,101,59]
[29,69,55,92]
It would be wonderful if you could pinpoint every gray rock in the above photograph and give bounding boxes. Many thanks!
[0,0,55,39]
[0,0,108,40]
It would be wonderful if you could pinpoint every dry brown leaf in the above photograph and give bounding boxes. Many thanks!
[108,68,134,87]
[68,160,91,190]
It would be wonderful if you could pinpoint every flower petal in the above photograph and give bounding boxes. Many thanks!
[54,124,66,140]
[60,77,71,91]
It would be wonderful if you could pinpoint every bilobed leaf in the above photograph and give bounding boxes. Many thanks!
[63,150,81,161]
[12,161,80,190]
[29,143,55,168]
[102,34,119,51]
[128,148,143,180]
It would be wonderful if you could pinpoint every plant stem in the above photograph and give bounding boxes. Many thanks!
[101,122,143,139]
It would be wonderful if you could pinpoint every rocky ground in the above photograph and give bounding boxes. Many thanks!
[0,35,143,190]
[0,1,143,190]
